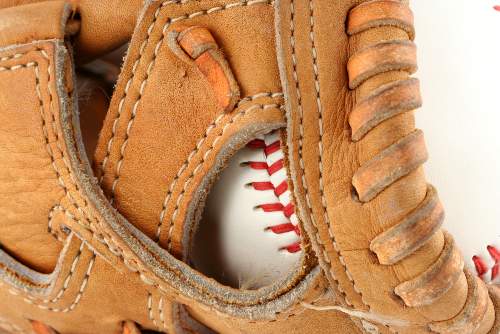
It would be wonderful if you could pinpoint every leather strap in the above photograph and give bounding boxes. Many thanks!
[349,78,422,141]
[347,0,415,39]
[370,184,444,265]
[347,40,417,89]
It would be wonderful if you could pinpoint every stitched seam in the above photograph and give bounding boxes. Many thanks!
[247,135,301,253]
[147,293,159,329]
[0,53,25,62]
[49,205,96,236]
[22,241,84,306]
[3,49,95,229]
[0,48,96,232]
[47,197,300,310]
[0,317,26,334]
[48,205,69,242]
[163,103,281,251]
[0,58,93,296]
[0,55,298,317]
[289,0,350,305]
[236,92,284,106]
[307,0,370,311]
[156,92,283,243]
[98,0,170,186]
[159,296,168,331]
[35,50,92,223]
[101,0,273,207]
[25,251,96,313]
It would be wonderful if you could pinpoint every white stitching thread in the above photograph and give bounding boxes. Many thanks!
[24,251,96,313]
[289,0,340,298]
[155,92,283,243]
[0,7,290,317]
[0,317,27,334]
[307,0,369,308]
[37,253,94,313]
[147,293,159,328]
[159,296,168,330]
[0,62,36,72]
[48,205,72,242]
[0,53,24,62]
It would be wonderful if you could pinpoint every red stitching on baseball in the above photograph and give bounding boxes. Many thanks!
[247,139,266,149]
[494,5,500,11]
[267,223,296,234]
[264,141,281,155]
[259,203,285,212]
[282,242,301,253]
[268,159,284,175]
[252,182,275,191]
[244,134,301,253]
[283,203,295,218]
[472,256,488,279]
[472,245,499,282]
[274,181,288,197]
[487,245,499,280]
[248,161,268,170]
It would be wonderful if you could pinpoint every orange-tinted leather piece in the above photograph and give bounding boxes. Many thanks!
[395,232,464,307]
[31,320,59,334]
[177,26,240,112]
[350,78,421,141]
[347,40,417,89]
[353,129,428,202]
[177,26,217,58]
[94,0,282,252]
[370,184,444,265]
[347,0,415,39]
[430,271,492,334]
[274,1,498,332]
[122,321,141,334]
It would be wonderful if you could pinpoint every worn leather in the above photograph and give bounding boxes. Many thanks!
[0,0,497,333]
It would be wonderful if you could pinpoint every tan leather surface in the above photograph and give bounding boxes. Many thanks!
[0,0,142,62]
[0,41,66,273]
[0,0,497,333]
[0,1,72,47]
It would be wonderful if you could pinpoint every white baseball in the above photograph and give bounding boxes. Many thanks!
[191,131,301,289]
[414,1,500,284]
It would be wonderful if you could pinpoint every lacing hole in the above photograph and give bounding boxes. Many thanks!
[350,185,362,204]
[60,225,71,235]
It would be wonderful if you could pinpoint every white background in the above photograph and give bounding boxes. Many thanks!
[413,1,500,281]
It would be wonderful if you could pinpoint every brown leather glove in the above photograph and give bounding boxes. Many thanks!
[0,0,498,333]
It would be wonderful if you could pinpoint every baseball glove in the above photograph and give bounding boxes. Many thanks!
[0,0,497,333]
